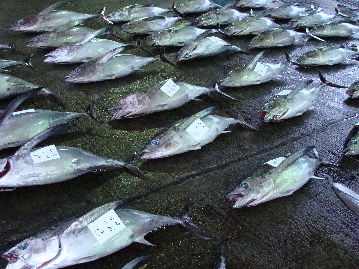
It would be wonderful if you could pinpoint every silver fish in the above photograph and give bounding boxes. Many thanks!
[343,123,359,155]
[108,78,233,119]
[258,79,322,122]
[0,59,27,71]
[265,4,309,19]
[26,27,108,48]
[219,51,286,87]
[122,16,180,35]
[291,45,359,66]
[144,23,207,46]
[309,21,359,37]
[0,125,142,189]
[332,183,359,216]
[105,4,171,22]
[223,15,279,36]
[141,107,239,159]
[2,201,201,268]
[227,146,321,208]
[174,36,242,62]
[236,0,273,8]
[44,28,128,64]
[173,0,221,14]
[65,48,158,83]
[289,9,336,28]
[249,29,310,48]
[10,1,98,32]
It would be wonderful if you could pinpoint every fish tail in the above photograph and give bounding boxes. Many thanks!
[98,7,114,25]
[305,28,326,42]
[38,88,67,107]
[318,71,347,88]
[85,99,106,124]
[213,83,237,100]
[23,54,38,71]
[180,202,211,240]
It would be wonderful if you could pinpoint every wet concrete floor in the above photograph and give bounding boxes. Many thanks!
[0,0,359,268]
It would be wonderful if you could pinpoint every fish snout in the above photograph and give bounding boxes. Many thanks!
[226,193,244,201]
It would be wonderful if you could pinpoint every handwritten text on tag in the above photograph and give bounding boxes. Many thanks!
[254,62,268,76]
[13,109,36,115]
[160,79,180,97]
[186,118,209,141]
[30,145,60,164]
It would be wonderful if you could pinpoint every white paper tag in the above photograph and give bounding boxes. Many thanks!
[30,145,60,164]
[276,90,292,96]
[12,109,36,115]
[160,79,180,97]
[186,118,209,141]
[265,156,286,167]
[87,209,126,243]
[254,62,268,76]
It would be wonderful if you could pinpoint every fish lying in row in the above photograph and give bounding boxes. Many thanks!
[289,8,337,28]
[332,183,359,216]
[2,201,206,268]
[237,0,273,8]
[109,78,234,119]
[264,3,309,19]
[141,107,254,159]
[10,1,101,32]
[122,16,181,35]
[258,79,323,122]
[309,21,359,38]
[219,51,286,87]
[65,47,158,83]
[0,58,32,72]
[0,125,144,190]
[173,0,221,14]
[105,4,171,22]
[227,146,321,208]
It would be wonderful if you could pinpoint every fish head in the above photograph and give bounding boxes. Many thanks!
[44,47,74,63]
[108,92,150,119]
[65,62,97,83]
[26,33,54,48]
[3,239,36,269]
[174,43,198,62]
[9,16,39,31]
[347,81,359,98]
[142,130,183,159]
[227,179,266,208]
[259,98,289,122]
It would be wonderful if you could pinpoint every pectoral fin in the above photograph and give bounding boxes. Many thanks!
[135,235,155,246]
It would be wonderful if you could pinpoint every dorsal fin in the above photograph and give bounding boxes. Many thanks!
[286,79,313,99]
[247,51,265,70]
[75,28,108,46]
[176,106,215,131]
[194,29,216,41]
[39,1,68,16]
[97,47,125,64]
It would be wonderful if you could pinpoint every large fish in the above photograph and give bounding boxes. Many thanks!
[65,47,158,83]
[249,29,311,48]
[2,201,204,268]
[332,183,359,216]
[141,107,244,159]
[0,125,144,190]
[173,0,221,14]
[264,3,309,19]
[105,4,171,22]
[108,78,234,119]
[44,28,129,64]
[227,146,321,208]
[122,16,180,35]
[309,21,359,37]
[10,1,99,32]
[219,51,286,87]
[258,79,322,122]
[289,9,336,28]
[236,0,273,8]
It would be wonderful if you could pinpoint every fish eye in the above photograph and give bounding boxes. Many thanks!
[151,139,159,145]
[18,242,28,250]
[240,182,249,189]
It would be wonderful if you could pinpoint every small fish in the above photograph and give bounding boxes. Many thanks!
[258,79,322,122]
[105,4,171,22]
[0,125,144,189]
[122,16,180,35]
[26,26,108,48]
[173,0,221,14]
[194,3,249,27]
[289,45,359,66]
[227,146,321,208]
[65,47,158,83]
[265,4,309,19]
[108,78,234,119]
[142,107,243,159]
[249,29,311,48]
[122,256,148,269]
[343,122,359,155]
[44,29,129,64]
[144,23,207,46]
[289,9,336,28]
[332,183,359,216]
[236,0,273,8]
[219,51,286,87]
[223,14,279,36]
[309,21,359,37]
[2,201,205,268]
[174,35,242,62]
[10,1,98,32]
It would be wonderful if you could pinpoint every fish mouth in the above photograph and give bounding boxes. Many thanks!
[233,198,257,208]
[346,89,355,97]
[226,193,244,201]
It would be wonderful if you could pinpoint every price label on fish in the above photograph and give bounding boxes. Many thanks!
[30,145,60,164]
[186,118,209,141]
[88,209,126,243]
[265,156,286,167]
[254,62,268,76]
[12,109,36,115]
[160,79,180,97]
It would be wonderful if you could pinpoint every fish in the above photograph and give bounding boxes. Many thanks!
[332,183,359,216]
[343,122,359,155]
[194,3,249,27]
[44,28,129,64]
[26,26,109,48]
[289,9,336,28]
[223,14,279,36]
[0,44,12,50]
[227,146,321,208]
[141,107,242,159]
[144,22,207,46]
[219,51,287,87]
[108,78,234,119]
[173,35,242,62]
[122,256,148,269]
[309,21,359,37]
[288,45,359,66]
[258,79,323,122]
[318,71,359,98]
[2,200,205,268]
[236,0,273,8]
[10,1,99,32]
[65,47,158,83]
[0,125,144,190]
[122,16,180,35]
[264,4,309,19]
[173,0,221,14]
[105,4,171,22]
[249,29,311,48]
[0,59,28,71]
